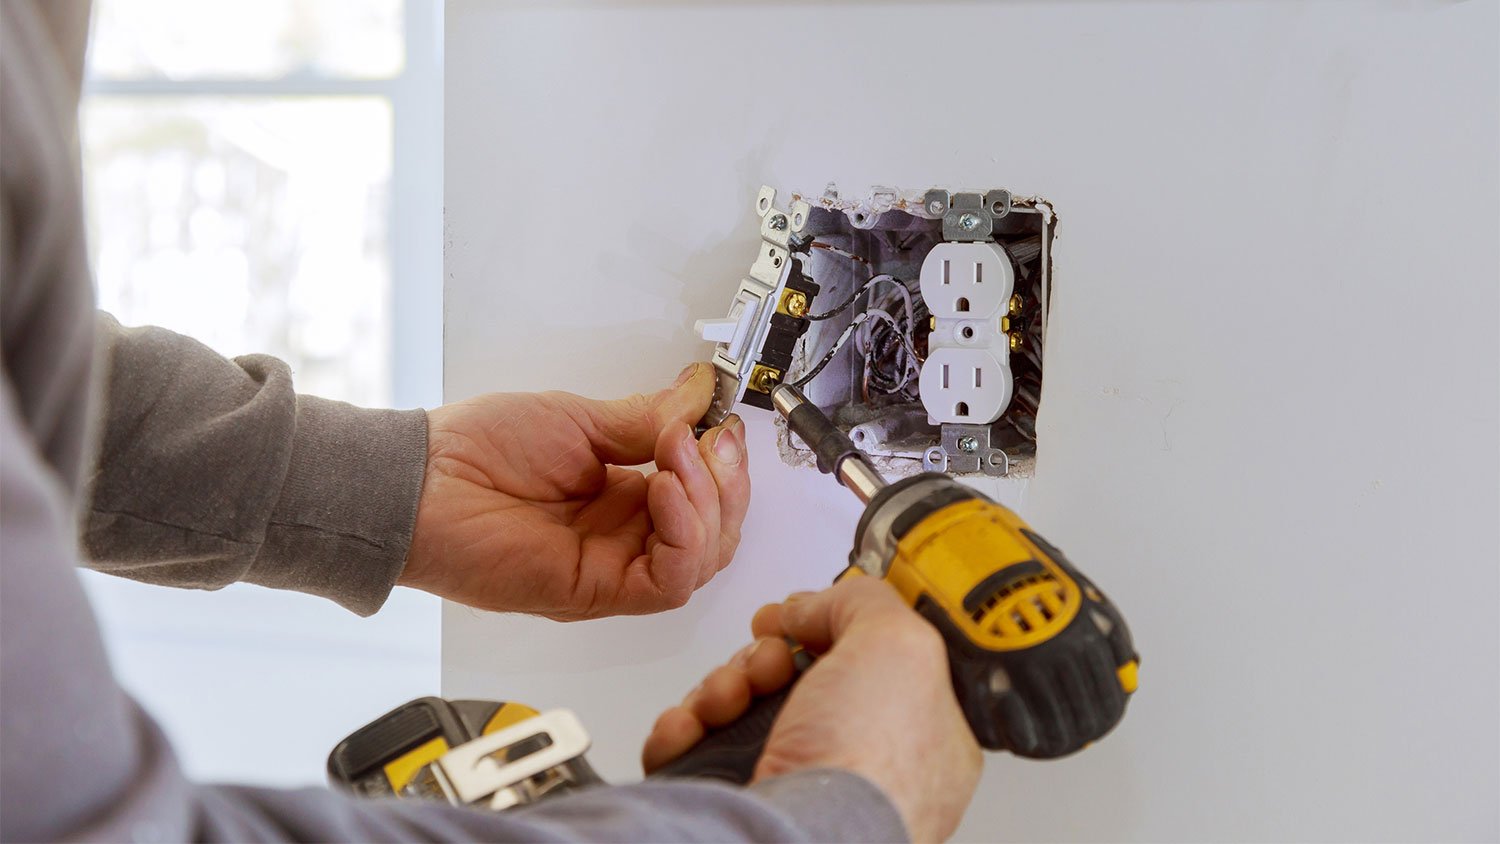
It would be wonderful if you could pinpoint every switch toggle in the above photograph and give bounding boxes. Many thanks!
[695,291,761,363]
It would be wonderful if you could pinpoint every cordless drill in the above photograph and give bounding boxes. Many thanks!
[654,384,1137,780]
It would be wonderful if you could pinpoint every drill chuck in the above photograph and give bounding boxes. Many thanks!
[771,384,886,503]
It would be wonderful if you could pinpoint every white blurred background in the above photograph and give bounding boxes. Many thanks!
[78,0,444,787]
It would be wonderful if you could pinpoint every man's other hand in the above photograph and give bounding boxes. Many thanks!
[401,363,749,620]
[642,577,983,842]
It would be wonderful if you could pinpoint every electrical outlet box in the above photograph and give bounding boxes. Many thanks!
[697,185,1053,478]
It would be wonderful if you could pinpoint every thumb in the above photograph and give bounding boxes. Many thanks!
[779,577,911,651]
[566,362,715,466]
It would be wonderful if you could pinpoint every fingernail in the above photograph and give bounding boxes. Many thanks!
[673,362,701,388]
[711,426,742,466]
[726,413,744,433]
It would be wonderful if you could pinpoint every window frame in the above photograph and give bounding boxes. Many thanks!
[83,0,443,410]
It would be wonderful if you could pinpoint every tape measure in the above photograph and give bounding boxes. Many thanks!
[327,696,600,810]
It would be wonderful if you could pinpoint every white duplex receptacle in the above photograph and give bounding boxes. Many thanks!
[917,241,1015,425]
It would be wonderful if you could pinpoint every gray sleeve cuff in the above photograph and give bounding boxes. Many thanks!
[242,395,428,616]
[750,769,910,843]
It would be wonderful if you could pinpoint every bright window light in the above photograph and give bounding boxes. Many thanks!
[89,0,404,80]
[83,97,393,406]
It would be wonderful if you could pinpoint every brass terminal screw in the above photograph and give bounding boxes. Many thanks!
[1009,333,1025,352]
[1009,294,1024,317]
[748,366,781,393]
[782,289,809,318]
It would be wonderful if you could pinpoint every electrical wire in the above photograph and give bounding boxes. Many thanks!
[810,241,871,265]
[855,306,923,393]
[861,314,912,386]
[805,274,905,321]
[796,272,926,393]
[791,314,867,388]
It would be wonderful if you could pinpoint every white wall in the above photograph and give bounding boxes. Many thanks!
[442,2,1499,840]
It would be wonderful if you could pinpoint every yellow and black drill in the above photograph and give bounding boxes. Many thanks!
[654,384,1138,780]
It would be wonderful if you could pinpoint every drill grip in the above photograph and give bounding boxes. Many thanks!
[648,687,790,784]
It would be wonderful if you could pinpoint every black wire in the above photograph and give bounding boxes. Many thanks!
[804,276,879,321]
[791,316,865,388]
[863,313,924,388]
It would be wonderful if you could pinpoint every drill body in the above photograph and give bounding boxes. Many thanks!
[849,473,1137,757]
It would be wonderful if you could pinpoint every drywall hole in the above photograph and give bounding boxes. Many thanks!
[698,185,1053,478]
[777,186,1053,478]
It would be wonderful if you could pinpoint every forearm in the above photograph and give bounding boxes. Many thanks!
[5,336,904,844]
[185,767,903,843]
[83,313,427,615]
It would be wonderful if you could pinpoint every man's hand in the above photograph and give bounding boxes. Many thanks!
[641,577,983,842]
[401,363,749,620]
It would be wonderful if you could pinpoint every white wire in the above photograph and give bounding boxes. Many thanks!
[856,307,921,391]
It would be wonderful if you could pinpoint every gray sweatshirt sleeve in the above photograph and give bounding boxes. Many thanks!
[83,313,427,616]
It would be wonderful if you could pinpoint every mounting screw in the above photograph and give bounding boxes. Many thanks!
[927,199,945,214]
[768,214,788,231]
[957,436,979,453]
[958,212,981,232]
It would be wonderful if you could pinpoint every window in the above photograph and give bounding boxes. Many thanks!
[79,0,442,787]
